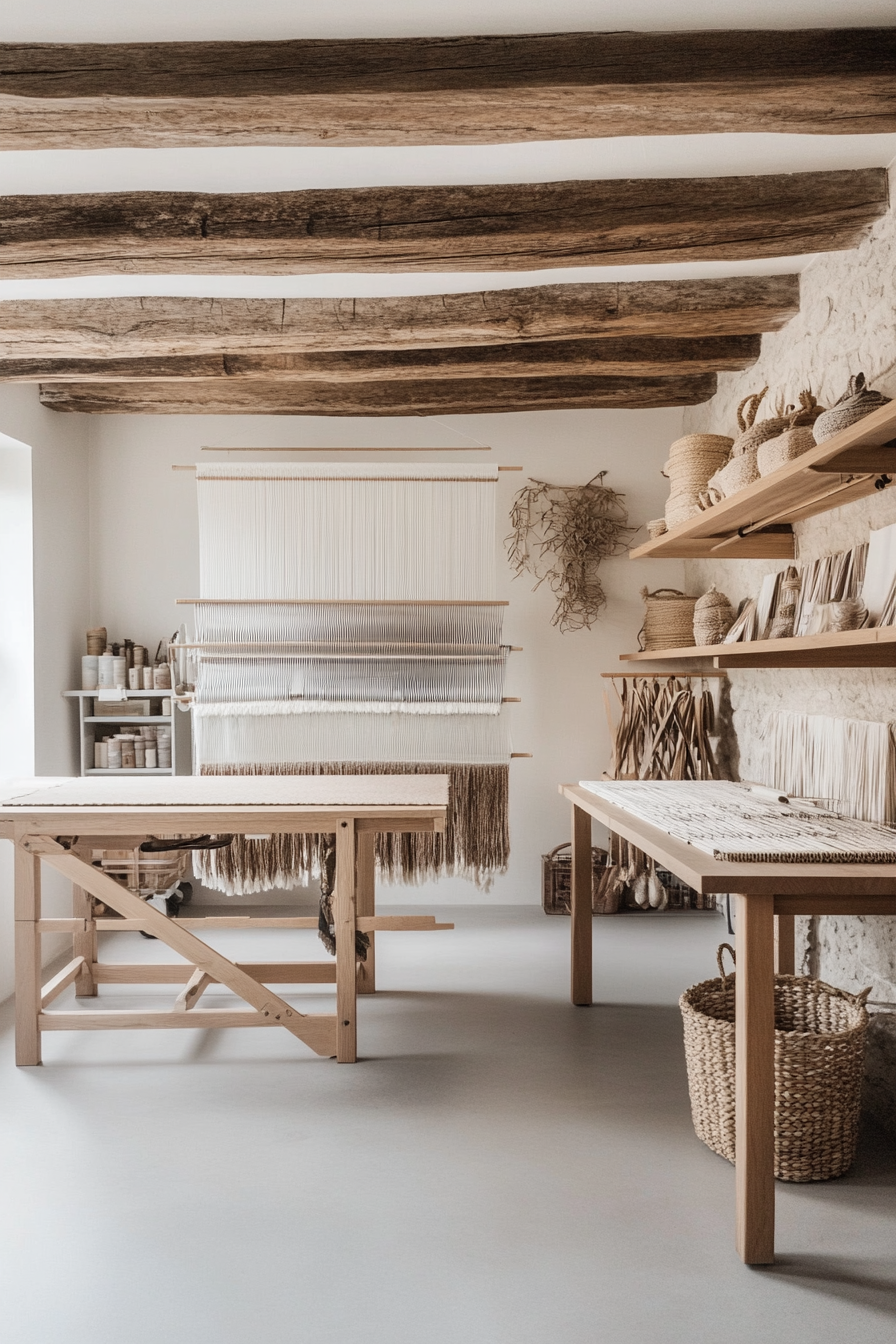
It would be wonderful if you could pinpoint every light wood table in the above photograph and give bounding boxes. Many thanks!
[561,782,896,1266]
[0,775,451,1067]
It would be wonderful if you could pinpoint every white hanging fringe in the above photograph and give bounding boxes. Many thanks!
[757,711,896,826]
[196,463,498,601]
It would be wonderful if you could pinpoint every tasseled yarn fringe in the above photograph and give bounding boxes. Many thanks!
[192,762,509,895]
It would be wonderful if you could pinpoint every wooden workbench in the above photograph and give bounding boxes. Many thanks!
[0,775,451,1067]
[560,781,896,1266]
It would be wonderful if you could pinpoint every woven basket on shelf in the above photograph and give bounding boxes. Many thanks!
[813,373,891,443]
[757,392,826,476]
[680,945,870,1182]
[693,585,735,645]
[661,434,733,529]
[638,588,697,651]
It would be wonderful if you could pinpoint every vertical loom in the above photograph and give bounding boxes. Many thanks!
[179,463,516,894]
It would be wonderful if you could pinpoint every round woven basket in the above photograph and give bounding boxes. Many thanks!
[756,426,817,476]
[693,585,734,645]
[639,587,697,651]
[680,945,869,1182]
[646,518,668,539]
[662,434,733,529]
[814,373,891,443]
[707,446,760,499]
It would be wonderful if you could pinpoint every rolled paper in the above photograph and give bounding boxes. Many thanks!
[82,655,99,690]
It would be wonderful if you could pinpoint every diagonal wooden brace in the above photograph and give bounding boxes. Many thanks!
[21,836,336,1057]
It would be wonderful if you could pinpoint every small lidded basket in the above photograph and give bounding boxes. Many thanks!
[756,391,826,476]
[693,585,735,646]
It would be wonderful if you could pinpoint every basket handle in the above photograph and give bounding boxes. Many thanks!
[716,943,736,980]
[546,842,571,859]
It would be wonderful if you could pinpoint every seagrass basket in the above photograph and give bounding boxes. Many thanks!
[680,945,870,1182]
[638,587,697,651]
[662,434,733,529]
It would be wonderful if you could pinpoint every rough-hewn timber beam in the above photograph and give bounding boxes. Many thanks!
[0,277,800,358]
[1,30,894,148]
[0,172,884,277]
[0,335,760,383]
[38,373,717,415]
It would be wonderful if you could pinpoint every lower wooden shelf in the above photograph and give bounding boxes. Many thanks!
[620,624,896,669]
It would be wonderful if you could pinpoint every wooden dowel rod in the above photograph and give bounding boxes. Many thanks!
[173,464,519,474]
[175,602,510,607]
[511,752,533,758]
[731,475,874,538]
[600,670,727,678]
[202,451,494,456]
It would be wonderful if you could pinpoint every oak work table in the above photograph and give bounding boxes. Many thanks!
[0,775,451,1067]
[560,781,896,1267]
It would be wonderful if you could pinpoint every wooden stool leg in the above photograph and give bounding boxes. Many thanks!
[72,884,98,997]
[570,803,592,1006]
[14,845,42,1067]
[775,913,795,976]
[356,830,376,996]
[335,820,358,1062]
[735,892,776,1265]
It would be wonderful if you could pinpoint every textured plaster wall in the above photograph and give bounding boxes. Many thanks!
[681,172,896,1130]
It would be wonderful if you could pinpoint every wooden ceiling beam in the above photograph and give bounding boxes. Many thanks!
[0,277,800,359]
[0,172,884,277]
[1,29,894,148]
[38,373,717,415]
[0,335,761,383]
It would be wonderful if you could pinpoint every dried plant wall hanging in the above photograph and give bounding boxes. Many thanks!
[506,473,634,631]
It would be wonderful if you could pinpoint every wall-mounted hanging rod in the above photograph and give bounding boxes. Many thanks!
[202,451,494,456]
[172,463,521,473]
[600,671,727,679]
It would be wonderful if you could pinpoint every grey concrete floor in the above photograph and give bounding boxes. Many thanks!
[1,905,895,1344]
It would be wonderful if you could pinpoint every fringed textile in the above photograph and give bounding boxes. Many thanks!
[194,762,510,894]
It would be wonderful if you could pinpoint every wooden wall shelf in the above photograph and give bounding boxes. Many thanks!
[630,400,896,560]
[620,625,896,669]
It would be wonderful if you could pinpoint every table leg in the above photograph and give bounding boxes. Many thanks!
[14,844,42,1067]
[735,892,776,1265]
[571,803,593,1006]
[775,913,795,976]
[335,820,358,1062]
[72,884,98,997]
[356,830,376,996]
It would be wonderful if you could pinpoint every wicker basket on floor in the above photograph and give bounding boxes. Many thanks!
[680,945,870,1182]
[541,842,617,915]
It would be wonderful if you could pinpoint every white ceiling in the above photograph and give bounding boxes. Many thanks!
[1,2,894,300]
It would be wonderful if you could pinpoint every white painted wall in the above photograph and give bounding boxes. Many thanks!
[0,385,91,999]
[87,406,685,904]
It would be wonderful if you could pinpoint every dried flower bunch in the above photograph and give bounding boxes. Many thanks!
[506,473,634,631]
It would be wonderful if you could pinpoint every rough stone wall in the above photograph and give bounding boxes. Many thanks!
[681,169,896,1131]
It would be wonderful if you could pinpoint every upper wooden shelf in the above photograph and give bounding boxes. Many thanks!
[620,624,896,669]
[630,400,896,560]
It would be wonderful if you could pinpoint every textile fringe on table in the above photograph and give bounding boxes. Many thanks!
[193,762,509,895]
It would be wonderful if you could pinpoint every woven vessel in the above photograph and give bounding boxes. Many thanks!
[814,373,891,442]
[639,588,697,651]
[758,392,826,475]
[693,585,735,645]
[708,447,760,498]
[661,434,733,529]
[646,518,668,539]
[757,426,817,475]
[768,565,801,639]
[730,388,792,455]
[680,946,869,1182]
